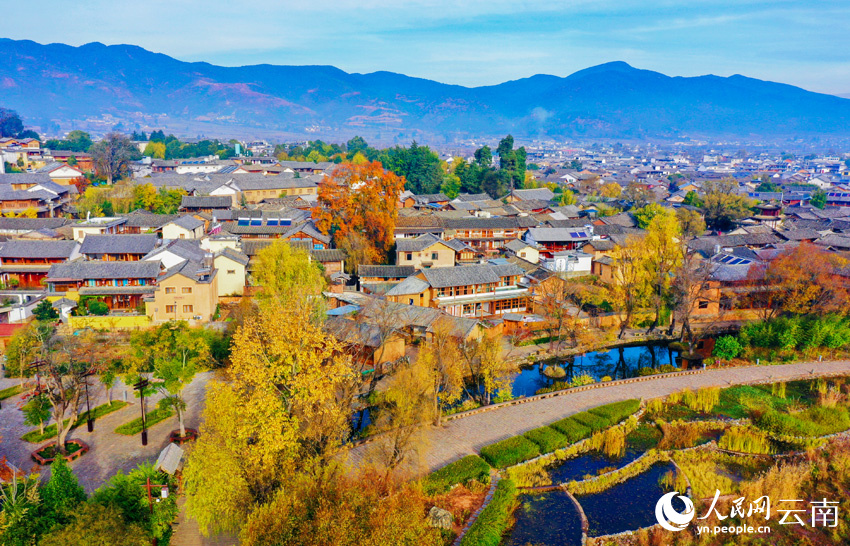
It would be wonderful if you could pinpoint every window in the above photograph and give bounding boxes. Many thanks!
[406,253,413,261]
[698,300,709,309]
[227,269,236,274]
[431,252,439,260]
[165,287,175,294]
[166,305,176,313]
[182,287,192,294]
[179,234,185,239]
[408,298,414,305]
[183,305,194,313]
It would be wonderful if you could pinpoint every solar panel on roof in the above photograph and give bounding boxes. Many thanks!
[267,219,279,226]
[282,218,292,226]
[237,218,249,226]
[250,219,262,226]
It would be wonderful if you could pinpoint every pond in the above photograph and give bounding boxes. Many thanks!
[503,490,584,546]
[579,461,679,537]
[547,446,645,485]
[511,343,680,398]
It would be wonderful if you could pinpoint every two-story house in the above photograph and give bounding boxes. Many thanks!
[0,240,81,288]
[80,234,159,261]
[524,227,592,258]
[46,261,163,312]
[385,263,528,318]
[442,217,536,253]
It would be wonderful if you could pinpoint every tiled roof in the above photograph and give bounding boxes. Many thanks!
[169,215,205,231]
[396,233,447,252]
[80,234,158,255]
[420,263,524,288]
[0,217,72,231]
[180,195,232,209]
[526,227,592,242]
[357,265,416,278]
[511,188,555,201]
[47,260,162,281]
[0,240,78,259]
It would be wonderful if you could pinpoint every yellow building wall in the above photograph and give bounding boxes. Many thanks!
[241,186,318,204]
[396,242,456,270]
[213,256,246,297]
[162,224,201,240]
[145,273,218,323]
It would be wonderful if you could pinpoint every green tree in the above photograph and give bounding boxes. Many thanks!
[39,503,149,546]
[701,178,755,231]
[90,133,142,183]
[810,189,827,209]
[379,142,443,194]
[496,134,526,191]
[346,136,369,156]
[32,300,59,322]
[0,473,42,546]
[0,108,24,138]
[632,203,670,229]
[713,335,743,361]
[41,458,87,528]
[682,190,702,207]
[22,393,51,436]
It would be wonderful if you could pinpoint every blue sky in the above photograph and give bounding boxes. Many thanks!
[2,0,849,94]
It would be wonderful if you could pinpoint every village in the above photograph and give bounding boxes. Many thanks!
[2,130,850,546]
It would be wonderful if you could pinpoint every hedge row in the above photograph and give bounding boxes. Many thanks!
[479,399,643,469]
[480,436,540,469]
[114,407,174,436]
[523,426,570,453]
[588,399,641,424]
[422,455,491,496]
[756,406,850,438]
[0,384,22,401]
[459,478,518,546]
[21,401,130,443]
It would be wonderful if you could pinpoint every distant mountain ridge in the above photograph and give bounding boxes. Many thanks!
[2,38,850,142]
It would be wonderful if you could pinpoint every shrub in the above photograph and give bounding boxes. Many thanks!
[571,411,610,433]
[523,426,570,453]
[460,479,518,546]
[480,436,541,468]
[719,426,772,454]
[588,399,640,424]
[683,387,720,414]
[422,455,490,495]
[0,384,22,401]
[550,417,592,443]
[713,335,743,361]
[601,426,625,458]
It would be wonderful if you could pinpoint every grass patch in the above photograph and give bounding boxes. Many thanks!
[523,426,570,453]
[570,411,609,433]
[20,401,130,443]
[626,423,662,451]
[459,478,518,546]
[755,406,850,438]
[549,417,592,443]
[36,442,83,459]
[588,399,640,424]
[480,436,541,469]
[422,455,491,496]
[0,384,22,401]
[114,407,174,436]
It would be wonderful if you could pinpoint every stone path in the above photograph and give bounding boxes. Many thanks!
[0,371,215,492]
[345,359,850,474]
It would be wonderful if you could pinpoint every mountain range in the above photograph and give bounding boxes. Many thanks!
[2,38,850,143]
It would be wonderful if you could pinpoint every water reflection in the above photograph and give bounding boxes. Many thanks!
[503,490,584,546]
[511,343,679,397]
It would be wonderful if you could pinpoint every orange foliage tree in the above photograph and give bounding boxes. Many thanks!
[313,162,405,263]
[759,243,850,316]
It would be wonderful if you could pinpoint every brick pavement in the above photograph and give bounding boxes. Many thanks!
[345,359,850,474]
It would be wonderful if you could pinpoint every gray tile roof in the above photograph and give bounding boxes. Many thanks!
[442,217,534,230]
[526,227,592,243]
[0,240,78,259]
[120,211,180,228]
[0,217,72,232]
[358,265,416,278]
[385,275,431,296]
[169,215,205,231]
[420,263,524,288]
[47,260,162,281]
[215,247,250,266]
[511,188,555,201]
[80,234,158,256]
[396,233,446,252]
[180,195,233,209]
[146,239,209,263]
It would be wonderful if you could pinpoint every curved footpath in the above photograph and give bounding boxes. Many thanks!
[345,359,850,473]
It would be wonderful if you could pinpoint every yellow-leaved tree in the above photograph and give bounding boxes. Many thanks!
[641,210,683,331]
[184,241,353,536]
